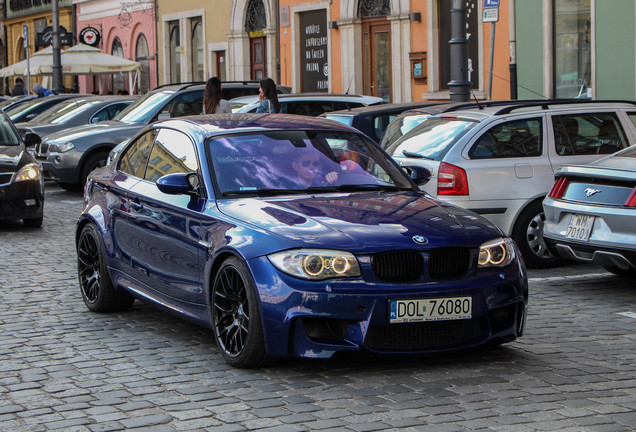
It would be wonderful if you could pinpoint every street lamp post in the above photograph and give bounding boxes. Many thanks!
[448,0,470,102]
[52,0,63,92]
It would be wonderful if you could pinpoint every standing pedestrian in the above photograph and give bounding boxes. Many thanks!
[11,78,28,96]
[33,83,54,97]
[255,77,280,113]
[203,77,232,114]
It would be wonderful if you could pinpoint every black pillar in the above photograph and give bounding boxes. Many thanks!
[448,0,470,102]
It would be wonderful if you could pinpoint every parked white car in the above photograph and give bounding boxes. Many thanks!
[387,100,636,268]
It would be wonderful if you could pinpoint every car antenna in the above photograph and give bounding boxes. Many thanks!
[470,88,484,110]
[345,73,355,95]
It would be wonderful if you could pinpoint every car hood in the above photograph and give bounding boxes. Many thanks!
[43,120,139,142]
[217,191,502,253]
[0,146,26,172]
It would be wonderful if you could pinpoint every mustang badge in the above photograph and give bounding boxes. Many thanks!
[584,188,601,197]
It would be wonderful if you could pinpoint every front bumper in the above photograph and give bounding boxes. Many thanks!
[0,179,44,221]
[248,254,528,359]
[36,151,81,184]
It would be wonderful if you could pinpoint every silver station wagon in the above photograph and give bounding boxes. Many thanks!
[387,100,636,268]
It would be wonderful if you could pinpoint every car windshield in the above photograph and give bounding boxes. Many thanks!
[380,113,434,149]
[30,99,95,124]
[0,115,21,146]
[4,98,46,118]
[208,130,415,196]
[386,117,478,160]
[113,90,175,124]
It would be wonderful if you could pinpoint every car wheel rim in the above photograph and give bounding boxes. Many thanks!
[526,211,554,260]
[213,266,250,358]
[77,232,101,303]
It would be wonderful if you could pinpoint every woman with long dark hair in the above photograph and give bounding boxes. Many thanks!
[255,77,280,113]
[203,77,231,114]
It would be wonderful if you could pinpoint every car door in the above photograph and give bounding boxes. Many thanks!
[111,129,157,273]
[462,116,550,203]
[126,127,204,304]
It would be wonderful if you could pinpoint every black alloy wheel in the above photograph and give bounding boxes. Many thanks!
[77,224,134,312]
[212,256,273,367]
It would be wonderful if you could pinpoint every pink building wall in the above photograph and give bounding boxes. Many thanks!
[75,6,157,94]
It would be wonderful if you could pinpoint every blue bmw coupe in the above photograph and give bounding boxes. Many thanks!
[76,114,528,367]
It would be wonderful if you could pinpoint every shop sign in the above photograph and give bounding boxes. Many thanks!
[300,10,328,92]
[37,26,74,47]
[80,27,101,47]
[249,30,266,38]
[7,0,72,19]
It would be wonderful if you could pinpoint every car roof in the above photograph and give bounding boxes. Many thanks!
[231,93,384,104]
[152,113,361,137]
[322,102,448,116]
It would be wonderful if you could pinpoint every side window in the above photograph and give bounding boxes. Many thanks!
[90,107,111,124]
[159,91,204,118]
[107,103,130,119]
[553,113,628,156]
[118,130,157,177]
[629,113,636,129]
[373,114,398,141]
[144,128,199,183]
[469,118,542,159]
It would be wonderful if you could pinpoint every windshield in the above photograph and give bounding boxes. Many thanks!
[322,114,354,126]
[0,115,21,146]
[113,90,175,124]
[30,99,94,124]
[4,98,44,118]
[208,130,415,196]
[380,113,434,149]
[386,117,478,160]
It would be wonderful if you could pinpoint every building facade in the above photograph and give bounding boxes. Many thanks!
[515,0,636,100]
[73,0,157,94]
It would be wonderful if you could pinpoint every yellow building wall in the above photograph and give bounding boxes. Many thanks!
[3,8,74,91]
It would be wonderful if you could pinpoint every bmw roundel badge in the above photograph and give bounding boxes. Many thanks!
[412,235,428,244]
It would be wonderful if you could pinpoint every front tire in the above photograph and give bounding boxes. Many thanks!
[512,200,565,269]
[80,152,108,188]
[211,256,274,367]
[77,224,134,312]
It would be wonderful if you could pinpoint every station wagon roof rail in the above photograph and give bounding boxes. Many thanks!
[493,99,636,115]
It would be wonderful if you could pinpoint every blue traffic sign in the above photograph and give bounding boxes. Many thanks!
[485,0,499,7]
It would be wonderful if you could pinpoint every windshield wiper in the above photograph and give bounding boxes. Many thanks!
[402,150,433,160]
[222,188,306,197]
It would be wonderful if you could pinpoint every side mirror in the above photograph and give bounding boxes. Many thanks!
[23,131,42,147]
[401,165,432,186]
[156,172,200,195]
[157,113,171,121]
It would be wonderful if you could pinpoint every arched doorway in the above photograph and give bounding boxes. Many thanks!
[136,34,151,94]
[246,0,267,80]
[360,0,391,102]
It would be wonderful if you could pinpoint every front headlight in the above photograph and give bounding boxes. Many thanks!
[14,163,41,182]
[268,249,361,280]
[49,141,75,153]
[478,238,515,268]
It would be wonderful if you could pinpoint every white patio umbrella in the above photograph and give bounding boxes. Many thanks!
[0,46,55,78]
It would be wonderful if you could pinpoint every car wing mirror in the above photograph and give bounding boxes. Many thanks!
[401,165,432,186]
[23,131,42,147]
[156,172,200,195]
[157,113,172,121]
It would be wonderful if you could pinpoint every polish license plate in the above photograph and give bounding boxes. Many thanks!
[389,297,472,323]
[565,214,595,241]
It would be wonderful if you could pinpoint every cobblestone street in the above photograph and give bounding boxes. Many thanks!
[1,184,635,432]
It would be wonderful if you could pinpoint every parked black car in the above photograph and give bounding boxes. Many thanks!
[6,94,88,123]
[321,102,448,143]
[16,95,137,139]
[0,111,43,227]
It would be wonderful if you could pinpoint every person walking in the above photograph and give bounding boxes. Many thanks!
[255,77,280,113]
[33,83,54,97]
[11,78,28,96]
[203,77,231,114]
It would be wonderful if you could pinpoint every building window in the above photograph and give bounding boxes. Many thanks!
[438,0,479,90]
[554,0,591,98]
[245,0,266,33]
[111,38,125,94]
[215,51,227,81]
[169,21,181,83]
[191,19,204,82]
[358,0,390,17]
[136,34,151,94]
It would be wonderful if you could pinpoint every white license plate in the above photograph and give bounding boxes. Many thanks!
[389,297,472,323]
[566,214,595,241]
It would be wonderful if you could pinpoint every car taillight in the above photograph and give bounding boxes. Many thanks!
[437,162,468,195]
[625,187,636,207]
[548,176,569,199]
